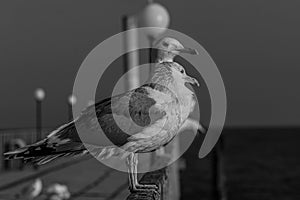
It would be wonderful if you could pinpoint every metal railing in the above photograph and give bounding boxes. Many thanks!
[0,128,50,171]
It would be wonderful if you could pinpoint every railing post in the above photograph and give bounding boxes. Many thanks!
[212,135,227,200]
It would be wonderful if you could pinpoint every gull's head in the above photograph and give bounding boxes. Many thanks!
[155,37,198,63]
[170,63,200,87]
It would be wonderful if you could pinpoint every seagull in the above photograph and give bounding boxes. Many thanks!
[45,183,70,200]
[4,37,206,193]
[15,178,42,200]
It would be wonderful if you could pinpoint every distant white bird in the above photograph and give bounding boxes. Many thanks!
[15,178,42,200]
[5,37,206,193]
[45,183,70,200]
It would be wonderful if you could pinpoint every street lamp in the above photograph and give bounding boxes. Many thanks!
[34,88,45,141]
[138,2,170,41]
[68,95,77,121]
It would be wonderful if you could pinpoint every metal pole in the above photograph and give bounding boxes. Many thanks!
[149,38,153,63]
[219,135,227,200]
[122,16,129,82]
[122,15,139,90]
[212,136,227,200]
[148,36,157,75]
[212,146,220,200]
[68,102,72,121]
[36,99,42,141]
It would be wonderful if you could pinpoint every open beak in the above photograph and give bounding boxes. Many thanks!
[184,75,200,87]
[177,47,198,55]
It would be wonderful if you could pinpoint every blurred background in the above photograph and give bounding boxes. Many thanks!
[0,0,299,200]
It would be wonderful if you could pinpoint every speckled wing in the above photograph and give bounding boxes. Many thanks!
[87,83,178,146]
[126,83,181,143]
[4,83,178,161]
[47,83,178,148]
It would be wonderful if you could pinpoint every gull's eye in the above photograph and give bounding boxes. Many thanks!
[180,69,185,74]
[162,41,169,47]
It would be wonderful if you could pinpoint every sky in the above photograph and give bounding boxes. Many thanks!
[0,0,299,128]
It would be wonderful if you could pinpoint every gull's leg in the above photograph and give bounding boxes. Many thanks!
[133,153,158,191]
[126,153,135,191]
[127,153,148,193]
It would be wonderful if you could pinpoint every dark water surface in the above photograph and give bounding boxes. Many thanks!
[180,128,300,200]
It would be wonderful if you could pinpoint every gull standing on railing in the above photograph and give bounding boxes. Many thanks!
[4,37,206,193]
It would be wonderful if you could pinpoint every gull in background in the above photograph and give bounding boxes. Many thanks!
[15,178,42,200]
[45,183,70,200]
[5,37,206,193]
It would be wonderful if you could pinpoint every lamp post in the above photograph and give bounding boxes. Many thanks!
[136,0,170,165]
[34,88,45,141]
[122,15,140,90]
[68,95,77,121]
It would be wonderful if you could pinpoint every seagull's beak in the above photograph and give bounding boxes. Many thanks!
[177,47,198,55]
[184,75,200,87]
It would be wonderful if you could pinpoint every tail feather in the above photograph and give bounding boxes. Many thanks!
[4,138,86,165]
[32,145,128,165]
[4,142,127,165]
[4,144,39,160]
